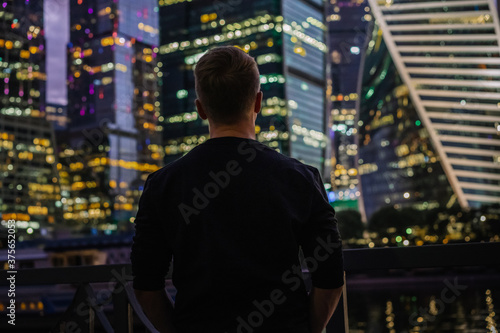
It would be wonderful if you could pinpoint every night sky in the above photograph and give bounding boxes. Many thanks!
[45,0,69,105]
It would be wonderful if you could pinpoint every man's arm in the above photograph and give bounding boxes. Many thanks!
[131,174,174,332]
[299,167,345,332]
[308,286,343,333]
[134,289,177,333]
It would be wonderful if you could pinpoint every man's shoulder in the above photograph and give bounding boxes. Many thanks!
[146,153,191,182]
[259,147,320,184]
[146,140,320,182]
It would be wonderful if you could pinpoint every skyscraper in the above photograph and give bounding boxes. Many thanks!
[0,0,62,238]
[62,0,162,230]
[359,0,500,219]
[327,0,370,211]
[158,0,329,173]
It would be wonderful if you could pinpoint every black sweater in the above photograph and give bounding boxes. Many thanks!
[131,136,344,333]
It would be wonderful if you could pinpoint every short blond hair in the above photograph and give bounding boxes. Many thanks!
[194,46,260,124]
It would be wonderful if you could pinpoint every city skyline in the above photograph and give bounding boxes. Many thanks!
[43,0,500,105]
[4,0,499,237]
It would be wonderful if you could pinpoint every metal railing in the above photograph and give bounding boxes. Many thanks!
[1,242,499,332]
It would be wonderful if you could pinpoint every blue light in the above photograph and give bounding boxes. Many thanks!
[328,191,336,203]
[350,46,360,55]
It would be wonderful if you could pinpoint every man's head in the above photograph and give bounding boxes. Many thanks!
[194,46,262,125]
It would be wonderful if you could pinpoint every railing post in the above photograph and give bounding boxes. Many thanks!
[89,306,95,333]
[343,272,349,333]
[123,283,161,333]
[113,282,132,333]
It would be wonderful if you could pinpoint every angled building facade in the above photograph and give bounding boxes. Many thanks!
[359,0,500,218]
[158,0,329,173]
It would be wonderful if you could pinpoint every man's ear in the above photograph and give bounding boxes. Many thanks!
[253,91,263,115]
[195,99,208,120]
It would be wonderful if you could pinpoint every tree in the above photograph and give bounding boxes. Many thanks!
[336,210,364,240]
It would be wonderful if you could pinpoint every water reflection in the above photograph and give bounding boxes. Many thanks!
[347,274,499,332]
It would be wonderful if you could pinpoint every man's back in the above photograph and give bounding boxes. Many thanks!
[131,137,343,333]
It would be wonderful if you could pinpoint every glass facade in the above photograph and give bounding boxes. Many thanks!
[365,0,500,212]
[46,103,69,131]
[327,0,371,210]
[358,24,454,219]
[0,0,62,239]
[158,0,327,172]
[62,0,162,230]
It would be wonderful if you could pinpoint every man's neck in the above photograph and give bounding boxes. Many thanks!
[208,121,256,140]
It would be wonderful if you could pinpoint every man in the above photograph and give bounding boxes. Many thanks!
[131,46,344,333]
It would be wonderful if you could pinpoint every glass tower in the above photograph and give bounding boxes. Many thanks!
[0,0,62,238]
[358,23,454,219]
[62,0,162,231]
[327,0,370,211]
[158,0,328,172]
[359,0,500,218]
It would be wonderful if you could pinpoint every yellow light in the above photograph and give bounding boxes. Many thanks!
[29,46,38,54]
[5,41,13,49]
[101,37,114,47]
[74,72,80,78]
[20,50,30,59]
[109,180,117,188]
[76,24,81,31]
[255,125,261,134]
[293,46,306,56]
[28,206,48,215]
[200,14,209,23]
